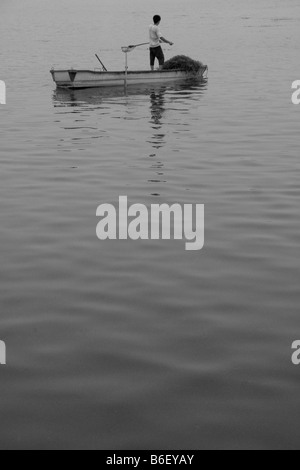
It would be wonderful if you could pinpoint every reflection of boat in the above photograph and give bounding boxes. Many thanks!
[50,67,208,90]
[52,80,207,107]
[53,80,207,110]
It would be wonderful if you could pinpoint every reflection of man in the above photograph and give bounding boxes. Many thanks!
[149,15,174,71]
[149,89,166,150]
[150,90,165,125]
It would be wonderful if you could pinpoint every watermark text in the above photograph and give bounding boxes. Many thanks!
[0,341,6,365]
[292,80,300,105]
[96,196,204,251]
[0,80,6,105]
[106,454,195,466]
[292,341,300,365]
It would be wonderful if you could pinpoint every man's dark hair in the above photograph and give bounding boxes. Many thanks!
[153,15,161,24]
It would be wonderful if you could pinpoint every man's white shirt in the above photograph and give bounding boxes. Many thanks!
[149,24,162,48]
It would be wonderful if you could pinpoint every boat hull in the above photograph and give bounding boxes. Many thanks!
[50,68,208,89]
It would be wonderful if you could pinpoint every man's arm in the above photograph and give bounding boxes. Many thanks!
[160,36,174,46]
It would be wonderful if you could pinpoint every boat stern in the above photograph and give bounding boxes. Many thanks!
[50,69,78,88]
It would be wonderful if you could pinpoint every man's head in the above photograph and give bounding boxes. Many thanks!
[153,15,161,25]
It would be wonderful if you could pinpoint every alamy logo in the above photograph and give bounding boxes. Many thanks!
[291,341,300,365]
[0,341,6,365]
[0,80,6,105]
[292,81,300,105]
[96,196,204,251]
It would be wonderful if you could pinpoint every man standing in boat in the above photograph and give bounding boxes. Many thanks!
[149,15,174,70]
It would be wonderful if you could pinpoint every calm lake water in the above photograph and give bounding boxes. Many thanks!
[0,0,300,450]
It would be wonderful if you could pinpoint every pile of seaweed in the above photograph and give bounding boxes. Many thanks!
[162,55,204,73]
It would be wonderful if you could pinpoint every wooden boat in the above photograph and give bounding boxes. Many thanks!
[50,67,208,90]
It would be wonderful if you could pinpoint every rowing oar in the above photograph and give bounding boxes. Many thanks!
[95,54,108,72]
